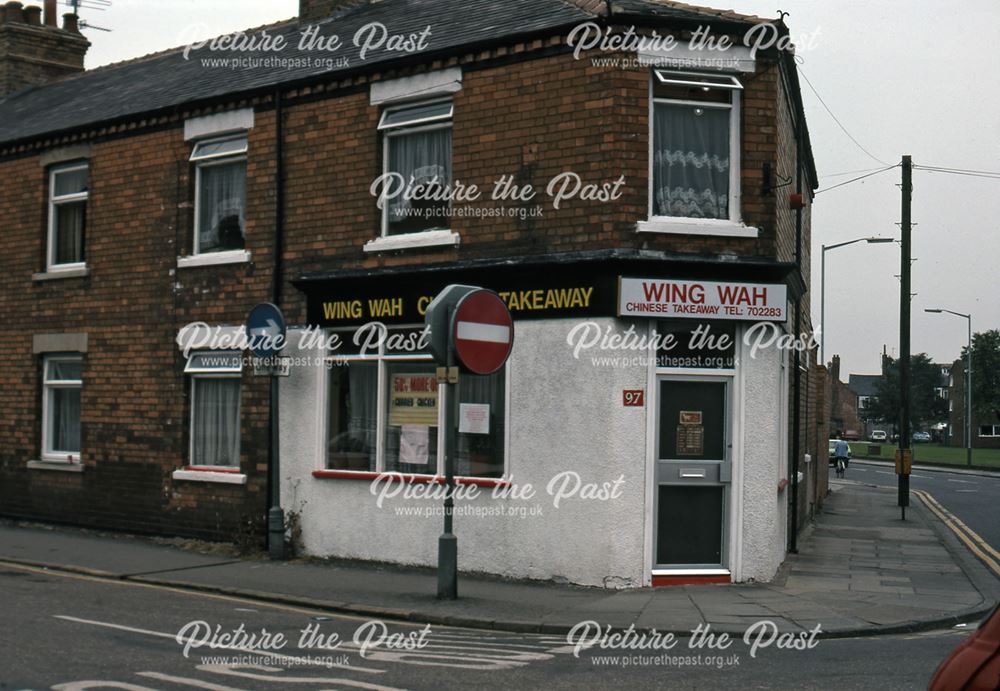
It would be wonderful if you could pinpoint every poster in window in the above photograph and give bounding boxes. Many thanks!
[458,403,490,435]
[389,373,438,427]
[399,425,430,465]
[676,410,704,456]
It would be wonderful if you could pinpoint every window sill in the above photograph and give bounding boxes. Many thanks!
[363,230,460,253]
[312,469,509,488]
[172,467,247,485]
[636,219,759,238]
[28,460,84,473]
[177,250,251,269]
[33,267,90,282]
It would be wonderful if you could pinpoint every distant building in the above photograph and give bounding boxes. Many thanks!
[847,373,881,438]
[948,359,1000,449]
[827,356,862,439]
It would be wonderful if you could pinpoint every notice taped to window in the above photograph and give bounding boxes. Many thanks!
[389,373,438,427]
[677,410,704,455]
[459,403,490,435]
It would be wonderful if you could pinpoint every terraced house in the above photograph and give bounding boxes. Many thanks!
[0,0,828,588]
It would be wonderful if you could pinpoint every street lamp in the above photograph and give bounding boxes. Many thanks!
[925,308,972,467]
[820,237,895,363]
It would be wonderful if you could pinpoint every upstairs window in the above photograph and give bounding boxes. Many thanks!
[378,100,453,236]
[651,70,742,221]
[47,163,89,270]
[191,135,247,254]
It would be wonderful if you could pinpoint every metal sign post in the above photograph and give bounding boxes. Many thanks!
[247,303,287,560]
[425,286,514,600]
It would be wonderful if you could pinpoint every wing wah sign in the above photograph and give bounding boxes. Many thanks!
[618,278,787,322]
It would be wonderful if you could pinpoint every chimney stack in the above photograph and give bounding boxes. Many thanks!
[0,2,90,97]
[829,354,841,382]
[299,0,359,22]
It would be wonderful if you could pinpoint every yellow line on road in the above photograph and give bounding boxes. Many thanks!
[914,489,1000,578]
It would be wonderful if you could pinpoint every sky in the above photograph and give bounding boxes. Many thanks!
[77,0,1000,380]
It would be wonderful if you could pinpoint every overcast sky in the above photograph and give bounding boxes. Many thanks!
[80,0,1000,380]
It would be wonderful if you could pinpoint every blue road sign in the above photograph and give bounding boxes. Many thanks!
[246,303,286,359]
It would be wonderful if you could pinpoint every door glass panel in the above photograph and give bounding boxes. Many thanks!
[659,380,726,460]
[656,485,724,565]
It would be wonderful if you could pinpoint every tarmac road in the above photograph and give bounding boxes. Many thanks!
[0,560,976,691]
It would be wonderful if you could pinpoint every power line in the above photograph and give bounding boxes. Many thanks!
[820,165,890,178]
[797,65,892,167]
[814,165,898,195]
[913,164,1000,180]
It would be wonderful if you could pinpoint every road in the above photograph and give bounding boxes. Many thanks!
[843,460,1000,555]
[0,561,972,690]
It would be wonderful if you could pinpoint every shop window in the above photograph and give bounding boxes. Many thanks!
[326,325,505,479]
[47,163,89,270]
[186,351,243,467]
[377,100,453,236]
[979,425,1000,438]
[42,355,83,461]
[191,135,248,254]
[651,70,741,221]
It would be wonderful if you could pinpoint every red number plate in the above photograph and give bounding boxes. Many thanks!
[623,389,644,407]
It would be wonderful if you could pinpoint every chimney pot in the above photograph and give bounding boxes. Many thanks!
[62,11,79,33]
[4,2,24,23]
[23,4,39,24]
[43,0,56,26]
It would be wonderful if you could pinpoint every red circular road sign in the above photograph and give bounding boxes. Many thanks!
[452,290,514,375]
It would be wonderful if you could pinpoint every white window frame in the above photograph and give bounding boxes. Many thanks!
[47,162,89,272]
[377,99,454,240]
[979,425,1000,438]
[323,325,509,479]
[188,351,243,469]
[191,134,249,259]
[641,70,750,237]
[42,354,83,463]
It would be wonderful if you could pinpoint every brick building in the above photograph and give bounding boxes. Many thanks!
[948,359,1000,450]
[827,355,862,439]
[0,0,819,586]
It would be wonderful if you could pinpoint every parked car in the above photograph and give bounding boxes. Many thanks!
[913,431,932,443]
[828,439,852,467]
[870,430,887,442]
[928,603,1000,691]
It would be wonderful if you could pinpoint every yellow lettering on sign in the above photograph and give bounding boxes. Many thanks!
[323,300,362,320]
[368,297,403,318]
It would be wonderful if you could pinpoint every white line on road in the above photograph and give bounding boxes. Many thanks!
[947,478,977,484]
[875,471,894,475]
[53,615,382,674]
[955,490,979,493]
[137,671,246,691]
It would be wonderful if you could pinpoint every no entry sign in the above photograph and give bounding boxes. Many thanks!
[452,290,514,375]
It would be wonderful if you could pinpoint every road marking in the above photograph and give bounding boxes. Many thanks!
[947,478,976,484]
[875,471,894,475]
[914,489,1000,578]
[955,490,978,493]
[910,474,932,479]
[190,666,403,690]
[136,672,246,690]
[53,615,382,674]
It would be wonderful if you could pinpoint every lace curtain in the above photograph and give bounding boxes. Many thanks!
[51,387,81,453]
[192,378,240,466]
[653,103,730,220]
[198,162,246,252]
[54,202,85,264]
[386,128,452,233]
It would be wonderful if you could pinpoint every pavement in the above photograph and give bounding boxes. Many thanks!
[1,482,997,639]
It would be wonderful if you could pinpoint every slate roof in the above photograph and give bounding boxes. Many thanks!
[848,374,881,398]
[0,0,773,147]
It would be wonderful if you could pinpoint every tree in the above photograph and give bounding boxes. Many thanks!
[871,353,948,431]
[964,329,1000,422]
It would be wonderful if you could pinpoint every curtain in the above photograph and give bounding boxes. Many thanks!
[192,378,240,466]
[347,363,378,467]
[386,128,452,233]
[51,387,81,453]
[653,103,730,219]
[54,202,85,264]
[457,368,505,478]
[199,162,246,252]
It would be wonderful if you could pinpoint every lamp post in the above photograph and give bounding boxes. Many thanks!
[820,237,895,364]
[925,308,972,467]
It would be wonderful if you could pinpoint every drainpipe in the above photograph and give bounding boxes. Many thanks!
[267,89,287,559]
[788,59,805,554]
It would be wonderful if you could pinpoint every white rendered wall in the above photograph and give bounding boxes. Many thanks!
[280,319,650,588]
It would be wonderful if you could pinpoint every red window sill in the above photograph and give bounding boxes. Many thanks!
[311,469,509,488]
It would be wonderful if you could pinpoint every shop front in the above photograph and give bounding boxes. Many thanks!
[280,252,796,587]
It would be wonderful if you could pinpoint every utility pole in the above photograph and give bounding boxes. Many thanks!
[898,155,912,520]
